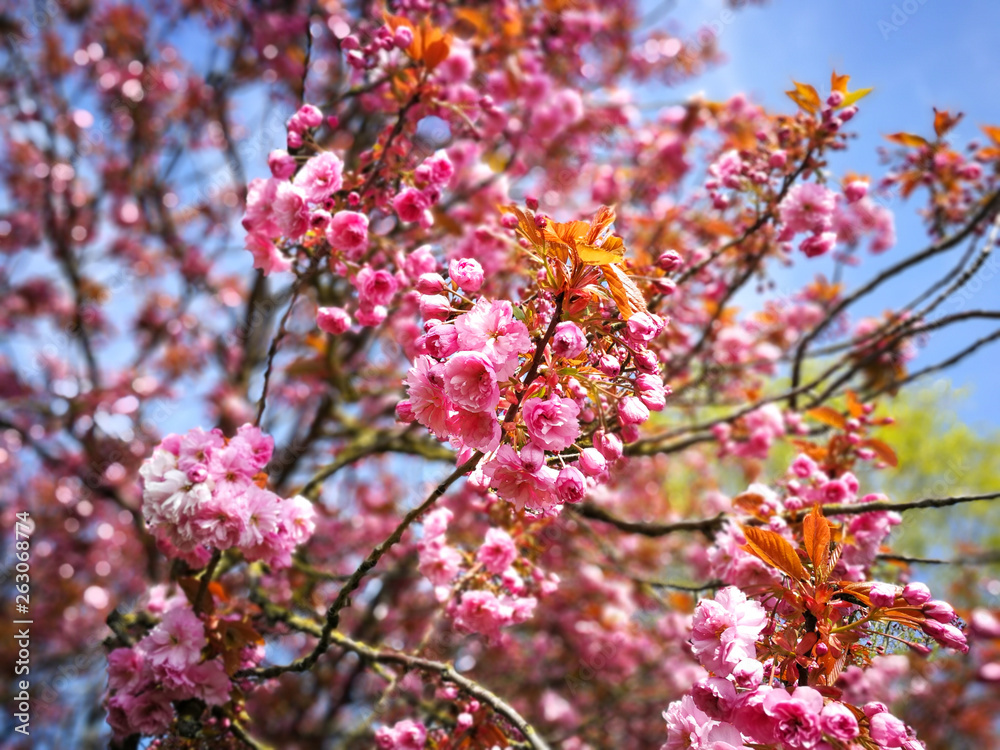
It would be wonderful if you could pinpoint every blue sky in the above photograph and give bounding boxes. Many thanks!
[649,0,1000,427]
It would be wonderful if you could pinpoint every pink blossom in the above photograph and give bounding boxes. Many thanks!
[453,589,514,640]
[273,182,310,238]
[578,447,607,476]
[869,712,909,747]
[317,306,352,334]
[106,691,174,738]
[799,230,837,258]
[418,538,463,585]
[869,582,899,608]
[449,257,484,292]
[448,408,501,451]
[779,182,836,235]
[424,323,459,359]
[522,396,581,451]
[405,356,452,437]
[902,582,932,606]
[375,719,427,750]
[393,187,431,223]
[478,528,518,574]
[443,351,500,413]
[424,150,455,186]
[923,599,955,623]
[293,151,344,202]
[354,266,397,307]
[483,444,559,512]
[326,210,369,256]
[267,149,296,179]
[821,701,859,741]
[690,586,766,676]
[555,465,587,504]
[618,395,649,426]
[762,686,824,749]
[454,298,532,379]
[140,606,206,670]
[551,321,587,360]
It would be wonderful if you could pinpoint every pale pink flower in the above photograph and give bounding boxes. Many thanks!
[453,589,514,641]
[293,151,344,202]
[477,528,517,574]
[454,298,532,379]
[141,607,205,670]
[690,586,766,676]
[482,444,559,512]
[448,408,501,451]
[779,182,836,235]
[317,306,352,334]
[762,686,824,749]
[869,712,909,747]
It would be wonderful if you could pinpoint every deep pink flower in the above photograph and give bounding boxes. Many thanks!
[821,701,859,742]
[449,257,484,292]
[317,306,352,334]
[555,465,586,504]
[522,396,581,451]
[326,210,368,255]
[483,444,559,512]
[354,266,397,307]
[272,182,310,238]
[393,187,431,223]
[551,321,587,360]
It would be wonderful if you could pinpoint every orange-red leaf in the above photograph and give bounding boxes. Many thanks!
[786,81,821,114]
[806,406,847,430]
[982,124,1000,146]
[886,132,929,149]
[933,108,963,138]
[803,505,832,580]
[741,526,809,582]
[861,438,898,467]
[830,71,850,95]
[845,391,864,419]
[600,263,647,320]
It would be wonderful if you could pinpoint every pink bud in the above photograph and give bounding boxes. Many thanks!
[394,26,414,49]
[578,447,607,476]
[415,272,446,295]
[268,149,296,179]
[657,250,682,272]
[317,306,351,335]
[902,582,932,606]
[396,400,415,423]
[449,257,485,293]
[419,294,452,321]
[618,396,650,426]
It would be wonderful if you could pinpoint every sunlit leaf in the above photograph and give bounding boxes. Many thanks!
[861,438,899,467]
[886,132,929,148]
[785,81,821,114]
[933,108,963,138]
[741,526,809,582]
[806,406,847,430]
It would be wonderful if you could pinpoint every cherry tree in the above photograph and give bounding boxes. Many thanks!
[2,0,999,748]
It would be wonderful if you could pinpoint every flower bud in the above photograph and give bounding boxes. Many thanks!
[317,306,351,335]
[578,447,607,476]
[555,465,586,504]
[902,582,932,606]
[618,395,650,426]
[416,272,446,295]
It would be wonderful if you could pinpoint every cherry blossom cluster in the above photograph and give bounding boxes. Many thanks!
[139,424,315,568]
[105,603,231,739]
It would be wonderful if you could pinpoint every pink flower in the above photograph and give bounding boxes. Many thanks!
[375,719,427,750]
[326,210,368,255]
[902,582,931,606]
[869,712,909,748]
[239,485,282,549]
[483,444,559,512]
[273,182,310,238]
[779,182,836,235]
[424,150,455,186]
[140,606,206,670]
[869,582,899,608]
[454,299,532,379]
[106,690,174,738]
[393,187,431,223]
[618,395,649,426]
[821,701,859,742]
[419,538,463,585]
[594,431,624,461]
[663,695,713,750]
[478,528,517,574]
[449,257,484,292]
[107,648,150,693]
[448,408,501,451]
[577,447,607,476]
[293,151,344,202]
[551,321,587,360]
[522,396,581,451]
[923,599,955,623]
[690,587,766,676]
[405,356,452,437]
[443,352,499,413]
[424,323,459,358]
[453,589,514,641]
[267,149,296,179]
[799,230,837,258]
[317,306,351,334]
[625,311,663,345]
[555,465,586,503]
[762,686,824,749]
[243,177,280,235]
[354,266,397,307]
